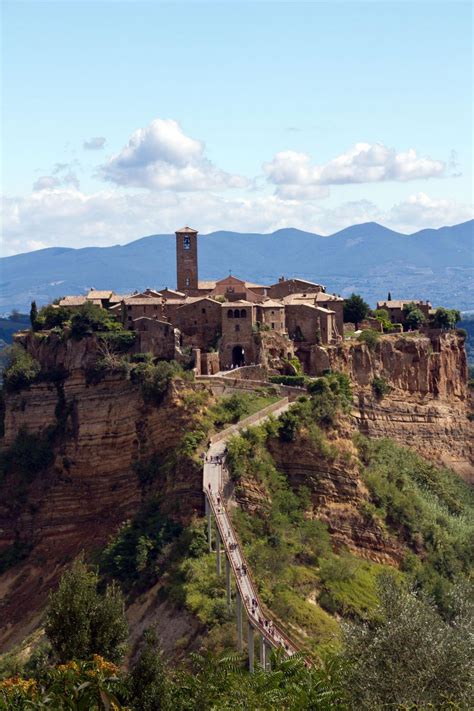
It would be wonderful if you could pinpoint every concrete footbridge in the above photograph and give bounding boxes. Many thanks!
[202,396,307,671]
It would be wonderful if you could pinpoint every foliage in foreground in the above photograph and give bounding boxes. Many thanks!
[3,574,472,710]
[45,558,128,664]
[341,574,473,709]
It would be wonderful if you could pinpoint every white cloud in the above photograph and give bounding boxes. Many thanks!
[83,136,106,150]
[2,187,472,255]
[33,162,80,191]
[101,118,247,191]
[387,192,474,232]
[264,142,447,196]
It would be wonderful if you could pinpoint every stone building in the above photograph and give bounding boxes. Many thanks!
[219,300,257,368]
[133,317,176,359]
[376,299,432,326]
[268,277,324,299]
[173,296,222,351]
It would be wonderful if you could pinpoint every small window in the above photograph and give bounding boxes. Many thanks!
[235,324,240,332]
[240,309,247,318]
[227,309,234,318]
[234,309,240,318]
[271,322,275,329]
[185,277,190,287]
[202,308,206,314]
[128,305,132,311]
[183,236,191,250]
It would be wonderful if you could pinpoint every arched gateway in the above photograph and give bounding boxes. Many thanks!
[232,345,245,367]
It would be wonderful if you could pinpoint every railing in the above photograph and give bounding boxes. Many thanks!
[202,395,311,664]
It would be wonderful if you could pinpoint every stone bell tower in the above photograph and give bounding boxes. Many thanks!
[176,226,199,293]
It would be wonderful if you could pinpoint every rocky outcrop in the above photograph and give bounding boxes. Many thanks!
[311,331,473,481]
[0,369,204,652]
[267,436,403,566]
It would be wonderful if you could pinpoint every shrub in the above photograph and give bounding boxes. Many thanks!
[403,304,426,330]
[132,360,184,405]
[357,329,380,350]
[371,376,391,399]
[269,375,307,387]
[100,500,181,588]
[36,304,71,330]
[0,427,54,486]
[70,303,121,340]
[2,345,40,392]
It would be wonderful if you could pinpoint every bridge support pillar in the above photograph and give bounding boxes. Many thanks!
[259,635,266,670]
[236,590,243,652]
[205,496,212,552]
[225,555,231,609]
[216,525,221,575]
[248,621,254,673]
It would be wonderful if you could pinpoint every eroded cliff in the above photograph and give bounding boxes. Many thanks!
[313,331,473,481]
[0,367,203,651]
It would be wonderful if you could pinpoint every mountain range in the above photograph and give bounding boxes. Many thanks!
[1,220,473,313]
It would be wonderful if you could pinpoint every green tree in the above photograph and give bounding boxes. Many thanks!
[343,293,369,327]
[341,575,473,709]
[404,305,426,330]
[29,301,38,331]
[46,558,128,663]
[70,302,120,339]
[128,630,169,711]
[387,291,392,301]
[2,345,40,392]
[433,307,461,330]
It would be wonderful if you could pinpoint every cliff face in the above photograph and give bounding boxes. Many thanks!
[0,368,203,652]
[313,331,473,481]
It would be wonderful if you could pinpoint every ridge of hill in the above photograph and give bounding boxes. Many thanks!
[1,220,473,312]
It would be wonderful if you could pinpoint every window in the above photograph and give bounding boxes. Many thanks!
[185,277,190,287]
[235,324,240,332]
[227,309,234,318]
[202,308,206,314]
[183,236,191,250]
[233,309,240,318]
[154,305,158,311]
[128,305,132,311]
[271,322,275,329]
[240,309,247,318]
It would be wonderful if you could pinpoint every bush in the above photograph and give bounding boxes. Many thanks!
[99,500,181,587]
[36,304,71,330]
[432,307,461,330]
[46,558,128,663]
[132,360,184,406]
[70,303,121,340]
[2,345,40,392]
[357,329,380,350]
[371,376,391,399]
[269,375,307,387]
[0,427,54,486]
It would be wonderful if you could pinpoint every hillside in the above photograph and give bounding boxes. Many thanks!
[1,220,473,313]
[0,349,472,707]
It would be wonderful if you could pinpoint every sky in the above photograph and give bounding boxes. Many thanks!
[1,0,473,255]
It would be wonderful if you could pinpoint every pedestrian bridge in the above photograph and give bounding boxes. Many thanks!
[202,397,307,671]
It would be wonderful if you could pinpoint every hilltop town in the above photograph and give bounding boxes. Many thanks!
[50,226,441,376]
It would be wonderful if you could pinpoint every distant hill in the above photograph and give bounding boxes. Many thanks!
[1,220,472,312]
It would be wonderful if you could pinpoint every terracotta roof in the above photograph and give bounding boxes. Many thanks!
[59,296,87,306]
[271,277,323,288]
[314,292,344,302]
[221,300,254,307]
[198,281,217,289]
[86,290,113,299]
[176,226,198,233]
[123,297,164,306]
[109,294,131,303]
[259,299,284,308]
[377,299,430,309]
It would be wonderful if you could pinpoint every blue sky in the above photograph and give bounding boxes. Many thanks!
[2,1,473,254]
